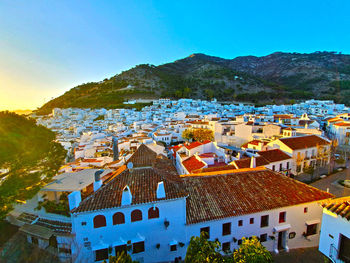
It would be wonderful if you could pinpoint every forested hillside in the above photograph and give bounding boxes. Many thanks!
[37,51,350,114]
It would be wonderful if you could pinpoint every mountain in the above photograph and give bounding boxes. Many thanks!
[36,51,350,114]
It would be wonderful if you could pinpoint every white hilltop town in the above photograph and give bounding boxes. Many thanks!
[4,98,350,262]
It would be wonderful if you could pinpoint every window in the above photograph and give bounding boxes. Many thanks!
[131,209,142,222]
[260,234,267,242]
[133,241,145,254]
[170,244,177,251]
[272,165,275,171]
[279,163,283,171]
[304,207,308,213]
[113,212,125,225]
[95,248,108,261]
[81,221,87,226]
[238,239,242,245]
[306,223,317,236]
[59,247,72,254]
[238,220,243,227]
[279,212,286,223]
[31,236,38,245]
[222,242,230,252]
[148,207,159,219]
[93,215,106,228]
[339,234,350,262]
[222,222,231,236]
[115,245,127,256]
[250,218,254,224]
[260,215,269,228]
[200,227,210,239]
[287,162,289,169]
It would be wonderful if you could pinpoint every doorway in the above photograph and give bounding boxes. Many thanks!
[277,231,286,250]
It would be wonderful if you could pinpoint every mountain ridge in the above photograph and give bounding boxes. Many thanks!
[36,51,350,114]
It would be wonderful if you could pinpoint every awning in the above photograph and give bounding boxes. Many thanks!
[169,240,178,246]
[92,240,109,251]
[131,233,145,243]
[306,219,320,225]
[112,238,127,247]
[19,224,54,240]
[274,224,291,232]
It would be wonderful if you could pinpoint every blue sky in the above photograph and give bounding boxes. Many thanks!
[0,0,349,110]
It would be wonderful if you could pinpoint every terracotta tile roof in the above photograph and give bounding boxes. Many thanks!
[322,197,350,221]
[333,122,350,127]
[185,141,203,150]
[182,169,334,224]
[199,165,237,173]
[279,135,330,150]
[198,152,217,158]
[258,149,292,163]
[241,140,267,148]
[182,156,206,173]
[73,156,186,213]
[233,156,269,169]
[126,144,157,168]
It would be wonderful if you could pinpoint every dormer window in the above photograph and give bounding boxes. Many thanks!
[121,185,132,206]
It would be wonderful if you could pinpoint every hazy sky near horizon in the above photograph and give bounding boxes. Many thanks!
[1,0,350,110]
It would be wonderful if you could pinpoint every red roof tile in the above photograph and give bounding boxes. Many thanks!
[234,156,269,169]
[73,155,185,213]
[182,156,206,173]
[185,141,203,150]
[279,135,330,150]
[322,197,350,221]
[183,169,334,224]
[258,149,292,163]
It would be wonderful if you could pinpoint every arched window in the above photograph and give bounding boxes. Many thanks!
[113,212,125,225]
[148,207,159,219]
[93,215,106,228]
[131,209,142,222]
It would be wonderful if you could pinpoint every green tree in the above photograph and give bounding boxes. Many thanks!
[182,129,194,142]
[193,128,214,142]
[103,252,138,263]
[233,236,272,263]
[303,165,315,182]
[185,232,223,263]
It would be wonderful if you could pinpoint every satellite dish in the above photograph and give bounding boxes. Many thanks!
[127,162,133,170]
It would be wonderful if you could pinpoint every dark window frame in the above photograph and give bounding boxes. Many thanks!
[148,207,160,219]
[93,215,106,228]
[113,212,125,225]
[222,222,231,236]
[200,227,210,239]
[306,223,317,236]
[133,241,145,254]
[222,242,230,252]
[131,209,143,222]
[260,215,269,228]
[95,248,108,261]
[260,233,267,242]
[279,211,286,223]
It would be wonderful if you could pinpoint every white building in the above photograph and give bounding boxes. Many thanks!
[67,145,333,262]
[319,197,350,262]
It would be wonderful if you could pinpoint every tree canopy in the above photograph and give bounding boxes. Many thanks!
[0,111,67,219]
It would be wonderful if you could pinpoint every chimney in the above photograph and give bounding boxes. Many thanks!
[93,170,104,192]
[250,156,256,168]
[113,137,119,161]
[68,191,81,210]
[157,181,166,199]
[121,185,132,206]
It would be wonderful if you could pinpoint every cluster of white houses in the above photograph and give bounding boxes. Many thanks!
[10,144,343,262]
